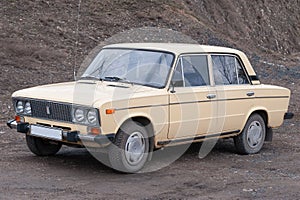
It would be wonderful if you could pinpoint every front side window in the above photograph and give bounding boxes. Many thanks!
[212,55,249,85]
[81,49,174,88]
[171,55,210,87]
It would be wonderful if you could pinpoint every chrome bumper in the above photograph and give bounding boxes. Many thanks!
[78,134,115,146]
[7,119,17,129]
[7,119,115,147]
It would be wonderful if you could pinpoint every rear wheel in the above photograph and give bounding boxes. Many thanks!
[234,114,266,154]
[26,135,62,156]
[109,121,150,173]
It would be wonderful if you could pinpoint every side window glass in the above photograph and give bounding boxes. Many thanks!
[171,55,209,87]
[212,55,249,85]
[212,55,237,85]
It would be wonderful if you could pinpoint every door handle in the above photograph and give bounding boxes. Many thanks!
[247,91,255,97]
[207,94,216,99]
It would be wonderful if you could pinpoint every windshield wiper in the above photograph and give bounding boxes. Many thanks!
[102,76,133,84]
[79,76,99,80]
[103,76,123,81]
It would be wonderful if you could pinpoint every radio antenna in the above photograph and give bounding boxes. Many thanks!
[73,0,82,81]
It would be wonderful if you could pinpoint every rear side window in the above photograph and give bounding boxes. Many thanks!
[172,55,210,87]
[212,55,249,85]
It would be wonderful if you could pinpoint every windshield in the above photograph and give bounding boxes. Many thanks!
[81,48,174,88]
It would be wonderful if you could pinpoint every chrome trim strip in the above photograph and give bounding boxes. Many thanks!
[115,96,289,111]
[115,104,169,111]
[157,130,240,146]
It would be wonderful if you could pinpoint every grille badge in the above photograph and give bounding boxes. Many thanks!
[46,105,51,115]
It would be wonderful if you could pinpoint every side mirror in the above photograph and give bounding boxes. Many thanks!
[170,81,176,93]
[169,69,184,93]
[169,80,184,93]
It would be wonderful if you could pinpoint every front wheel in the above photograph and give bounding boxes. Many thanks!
[108,121,150,173]
[234,114,266,154]
[26,135,62,156]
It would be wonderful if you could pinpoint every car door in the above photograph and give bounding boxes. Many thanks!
[211,54,254,133]
[168,54,218,139]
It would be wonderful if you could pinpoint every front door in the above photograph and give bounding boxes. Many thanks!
[168,55,217,139]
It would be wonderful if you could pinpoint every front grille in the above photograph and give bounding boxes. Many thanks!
[30,99,72,123]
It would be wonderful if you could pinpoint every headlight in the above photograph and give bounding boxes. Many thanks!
[87,110,97,124]
[24,102,32,115]
[14,99,32,116]
[72,106,99,126]
[74,108,85,122]
[16,101,24,113]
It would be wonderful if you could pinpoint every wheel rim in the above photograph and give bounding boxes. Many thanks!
[247,120,263,148]
[125,131,146,166]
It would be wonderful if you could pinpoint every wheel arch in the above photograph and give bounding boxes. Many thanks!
[252,110,268,125]
[244,108,273,141]
[118,116,155,153]
[244,108,269,126]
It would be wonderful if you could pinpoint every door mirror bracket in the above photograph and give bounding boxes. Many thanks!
[170,81,176,93]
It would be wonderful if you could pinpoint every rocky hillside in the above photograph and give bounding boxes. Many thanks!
[0,0,299,120]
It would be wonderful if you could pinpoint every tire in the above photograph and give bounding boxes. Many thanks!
[234,114,266,154]
[26,135,62,156]
[108,121,150,173]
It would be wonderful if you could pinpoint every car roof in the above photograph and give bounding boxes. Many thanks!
[103,43,259,81]
[103,43,244,56]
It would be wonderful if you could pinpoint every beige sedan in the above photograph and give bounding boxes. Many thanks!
[7,43,293,172]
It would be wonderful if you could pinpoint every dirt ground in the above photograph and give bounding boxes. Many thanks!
[0,119,299,200]
[0,0,299,199]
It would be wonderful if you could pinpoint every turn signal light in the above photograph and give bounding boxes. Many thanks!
[106,109,115,115]
[89,127,101,135]
[15,115,22,122]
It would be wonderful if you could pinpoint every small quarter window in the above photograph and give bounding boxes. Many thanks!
[236,59,249,84]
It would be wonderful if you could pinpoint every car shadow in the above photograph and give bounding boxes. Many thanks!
[185,138,237,155]
[21,138,239,174]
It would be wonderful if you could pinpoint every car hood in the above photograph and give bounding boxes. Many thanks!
[12,80,159,107]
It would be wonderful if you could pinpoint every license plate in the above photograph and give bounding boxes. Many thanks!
[30,125,63,141]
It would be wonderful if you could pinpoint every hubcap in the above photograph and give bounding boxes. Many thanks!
[125,132,146,165]
[247,121,263,148]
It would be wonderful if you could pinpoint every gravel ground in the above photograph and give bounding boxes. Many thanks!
[0,120,299,200]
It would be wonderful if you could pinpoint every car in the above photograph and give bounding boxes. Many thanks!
[7,43,293,173]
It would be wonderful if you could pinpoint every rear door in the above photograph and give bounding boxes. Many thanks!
[211,54,254,132]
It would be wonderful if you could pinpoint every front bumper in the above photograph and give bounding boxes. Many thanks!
[7,120,114,147]
[7,119,18,129]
